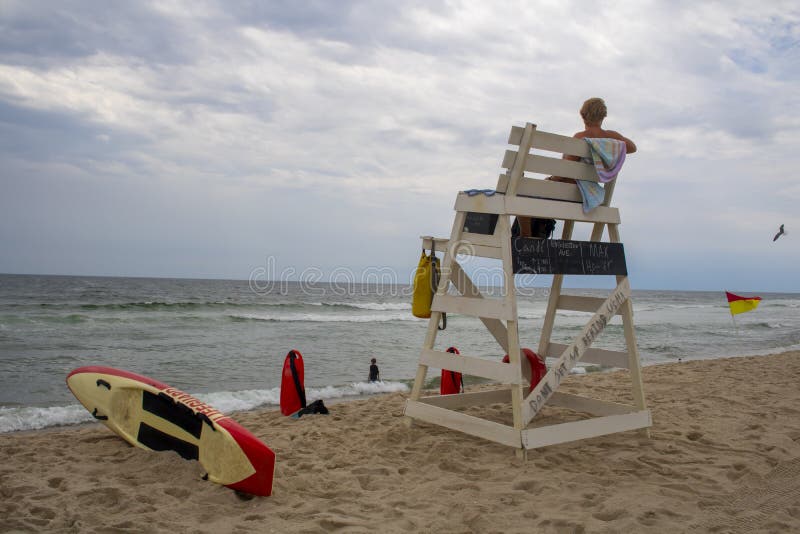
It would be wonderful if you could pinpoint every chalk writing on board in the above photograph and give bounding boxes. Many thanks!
[511,238,627,276]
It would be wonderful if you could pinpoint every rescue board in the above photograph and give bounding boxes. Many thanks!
[280,349,305,416]
[66,366,275,497]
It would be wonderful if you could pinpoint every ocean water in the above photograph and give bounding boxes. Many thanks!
[1,273,798,433]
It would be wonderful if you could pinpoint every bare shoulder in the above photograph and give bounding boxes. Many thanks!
[602,130,628,141]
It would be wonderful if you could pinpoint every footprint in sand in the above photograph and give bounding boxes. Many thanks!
[164,487,191,499]
[512,479,539,492]
[30,506,56,521]
[78,487,123,507]
[592,508,627,522]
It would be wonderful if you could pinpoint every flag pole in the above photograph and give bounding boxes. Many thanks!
[730,311,739,335]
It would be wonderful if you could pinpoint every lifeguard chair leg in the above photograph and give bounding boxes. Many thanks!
[497,215,525,458]
[536,220,574,357]
[608,223,650,438]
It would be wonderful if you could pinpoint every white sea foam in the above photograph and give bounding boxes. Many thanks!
[636,303,717,312]
[197,388,282,413]
[230,312,423,323]
[328,302,412,311]
[199,381,409,412]
[556,310,592,317]
[252,301,411,311]
[305,381,409,399]
[517,309,544,320]
[0,381,410,434]
[0,405,92,433]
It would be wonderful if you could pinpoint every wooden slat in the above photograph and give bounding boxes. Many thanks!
[545,343,630,369]
[521,410,651,449]
[547,392,635,417]
[456,231,502,259]
[503,196,620,224]
[603,180,617,206]
[508,126,591,159]
[536,220,573,360]
[495,174,583,203]
[609,225,648,419]
[496,213,525,445]
[420,232,500,252]
[432,294,514,320]
[460,244,502,259]
[453,192,505,214]
[452,193,620,223]
[405,400,521,448]
[450,243,501,259]
[420,348,519,383]
[590,222,606,241]
[557,295,622,315]
[506,123,537,197]
[421,236,450,252]
[418,388,512,410]
[422,236,501,259]
[523,154,600,182]
[460,232,500,247]
[502,150,600,182]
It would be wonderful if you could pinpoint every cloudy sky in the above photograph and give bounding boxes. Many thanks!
[1,0,798,292]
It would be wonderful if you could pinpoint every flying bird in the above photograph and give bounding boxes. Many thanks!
[773,224,785,242]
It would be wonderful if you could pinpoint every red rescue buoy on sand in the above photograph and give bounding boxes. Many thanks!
[280,349,306,416]
[440,346,463,395]
[502,348,546,394]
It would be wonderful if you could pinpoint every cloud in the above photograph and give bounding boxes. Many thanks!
[0,1,195,65]
[0,0,798,290]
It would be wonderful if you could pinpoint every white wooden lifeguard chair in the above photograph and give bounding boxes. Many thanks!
[404,122,651,457]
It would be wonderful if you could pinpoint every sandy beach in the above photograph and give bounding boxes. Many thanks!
[2,351,800,533]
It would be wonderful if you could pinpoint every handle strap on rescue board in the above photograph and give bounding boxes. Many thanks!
[288,350,307,409]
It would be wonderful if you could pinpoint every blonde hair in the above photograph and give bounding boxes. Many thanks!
[580,98,607,124]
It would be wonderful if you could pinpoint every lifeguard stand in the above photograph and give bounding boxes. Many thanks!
[404,122,651,456]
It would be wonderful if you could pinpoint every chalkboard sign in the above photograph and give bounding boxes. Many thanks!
[511,238,627,275]
[463,212,498,235]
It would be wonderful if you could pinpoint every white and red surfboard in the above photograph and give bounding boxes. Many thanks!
[66,366,275,497]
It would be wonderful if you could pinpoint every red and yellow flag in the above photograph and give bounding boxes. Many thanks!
[725,291,762,315]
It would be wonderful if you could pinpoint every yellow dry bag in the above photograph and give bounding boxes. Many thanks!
[412,244,446,329]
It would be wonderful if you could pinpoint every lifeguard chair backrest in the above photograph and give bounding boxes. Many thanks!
[494,123,618,208]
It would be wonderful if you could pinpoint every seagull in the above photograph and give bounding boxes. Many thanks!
[773,224,786,242]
